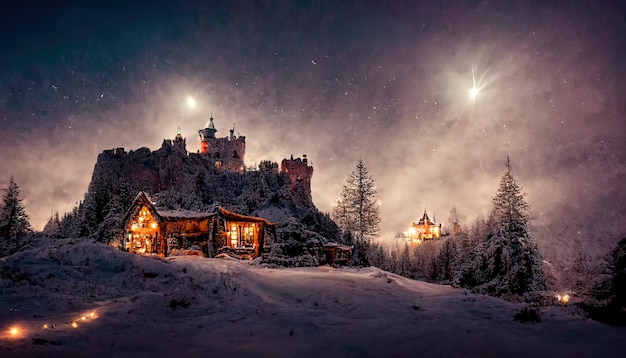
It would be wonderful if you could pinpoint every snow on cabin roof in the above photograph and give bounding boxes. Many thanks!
[218,207,276,226]
[125,192,274,225]
[323,243,352,251]
[156,209,216,220]
[144,193,157,205]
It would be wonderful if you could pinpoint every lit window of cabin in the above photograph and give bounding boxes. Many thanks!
[226,222,256,248]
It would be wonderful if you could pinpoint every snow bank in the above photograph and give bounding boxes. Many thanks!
[0,237,623,357]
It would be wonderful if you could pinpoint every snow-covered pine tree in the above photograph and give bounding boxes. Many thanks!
[435,237,457,282]
[447,205,460,236]
[455,157,547,299]
[491,156,546,295]
[583,238,626,326]
[0,176,33,254]
[43,211,62,238]
[332,159,381,242]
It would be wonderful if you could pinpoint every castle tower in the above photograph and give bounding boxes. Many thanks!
[281,154,314,195]
[198,116,217,154]
[174,127,186,152]
[197,115,246,171]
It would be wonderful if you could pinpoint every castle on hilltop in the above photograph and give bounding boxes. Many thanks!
[102,114,314,195]
[182,115,313,191]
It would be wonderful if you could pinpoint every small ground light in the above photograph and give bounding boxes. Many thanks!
[557,293,571,305]
[10,327,19,336]
[71,322,78,328]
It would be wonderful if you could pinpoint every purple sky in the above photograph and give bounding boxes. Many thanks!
[1,0,625,258]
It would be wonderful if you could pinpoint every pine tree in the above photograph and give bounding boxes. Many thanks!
[332,159,381,242]
[447,205,461,236]
[436,238,458,282]
[456,157,547,298]
[492,156,532,242]
[584,238,626,326]
[490,156,546,295]
[0,176,33,254]
[43,211,62,238]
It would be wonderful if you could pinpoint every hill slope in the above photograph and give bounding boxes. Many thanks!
[0,238,623,357]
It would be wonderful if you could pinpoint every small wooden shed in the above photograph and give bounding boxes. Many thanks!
[323,243,353,266]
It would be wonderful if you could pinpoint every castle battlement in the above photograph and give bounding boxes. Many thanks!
[103,147,126,156]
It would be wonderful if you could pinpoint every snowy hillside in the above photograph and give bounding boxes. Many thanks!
[1,238,623,357]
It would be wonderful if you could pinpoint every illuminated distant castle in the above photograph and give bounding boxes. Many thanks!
[401,210,442,243]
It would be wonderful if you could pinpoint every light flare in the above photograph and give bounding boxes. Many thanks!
[469,67,480,102]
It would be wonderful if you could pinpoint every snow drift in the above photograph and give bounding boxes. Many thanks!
[0,236,623,357]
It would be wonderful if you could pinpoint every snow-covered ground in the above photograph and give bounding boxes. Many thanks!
[0,238,623,357]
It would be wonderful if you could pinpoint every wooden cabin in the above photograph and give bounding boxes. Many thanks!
[323,243,352,266]
[119,192,275,259]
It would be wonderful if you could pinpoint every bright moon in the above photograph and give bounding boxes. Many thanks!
[186,97,196,108]
[469,87,479,101]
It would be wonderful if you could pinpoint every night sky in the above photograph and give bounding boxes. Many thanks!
[2,1,625,258]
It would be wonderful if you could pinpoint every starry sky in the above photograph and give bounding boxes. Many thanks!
[2,0,625,258]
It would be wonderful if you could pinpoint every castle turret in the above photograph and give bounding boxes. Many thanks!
[229,123,236,141]
[174,127,186,152]
[197,115,246,171]
[198,116,217,154]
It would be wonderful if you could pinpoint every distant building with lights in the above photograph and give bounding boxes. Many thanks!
[400,210,442,244]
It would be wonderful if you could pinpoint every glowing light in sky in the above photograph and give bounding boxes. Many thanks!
[469,68,480,102]
[469,87,479,101]
[186,96,196,108]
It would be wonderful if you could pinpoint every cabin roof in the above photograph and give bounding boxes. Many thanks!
[156,209,216,220]
[323,242,352,251]
[121,191,275,228]
[217,207,276,227]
